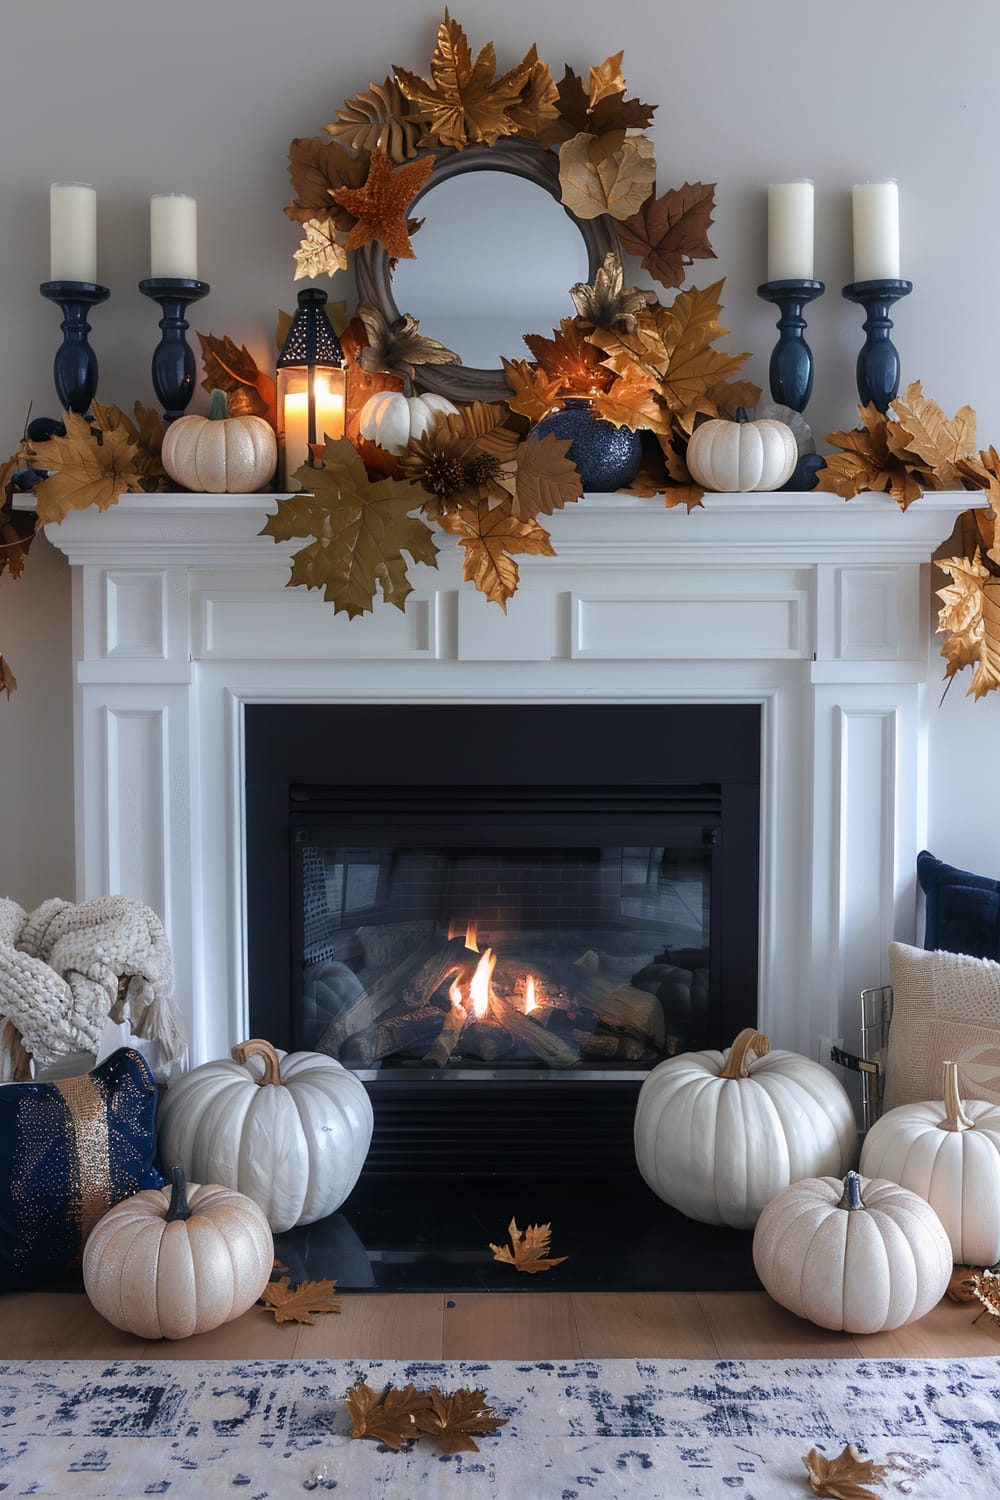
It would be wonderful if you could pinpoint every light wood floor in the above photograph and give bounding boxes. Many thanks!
[4,1290,999,1362]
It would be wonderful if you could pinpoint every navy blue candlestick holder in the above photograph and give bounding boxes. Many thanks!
[756,278,824,413]
[138,277,209,421]
[39,280,110,414]
[842,278,912,412]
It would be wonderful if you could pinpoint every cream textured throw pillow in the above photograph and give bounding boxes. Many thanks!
[885,941,1000,1110]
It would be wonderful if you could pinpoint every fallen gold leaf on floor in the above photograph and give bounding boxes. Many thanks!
[489,1216,567,1274]
[345,1378,506,1453]
[802,1443,888,1498]
[258,1276,340,1324]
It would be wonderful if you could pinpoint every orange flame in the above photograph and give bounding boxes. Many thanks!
[448,979,465,1013]
[469,947,496,1020]
[465,921,479,953]
[524,975,538,1014]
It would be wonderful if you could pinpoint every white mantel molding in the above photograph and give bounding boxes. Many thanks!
[38,488,977,1072]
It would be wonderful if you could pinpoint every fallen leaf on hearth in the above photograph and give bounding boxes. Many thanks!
[887,381,976,490]
[541,62,656,149]
[816,403,923,510]
[198,332,277,427]
[511,434,582,519]
[33,410,146,524]
[260,436,438,618]
[502,358,563,426]
[326,75,422,162]
[345,1380,431,1449]
[285,135,370,232]
[415,1386,508,1453]
[618,181,717,291]
[394,13,535,149]
[489,1216,567,1274]
[259,1276,340,1324]
[524,318,615,397]
[293,219,348,281]
[437,497,554,609]
[802,1442,888,1498]
[947,1265,982,1302]
[0,650,16,698]
[329,148,434,260]
[558,129,656,222]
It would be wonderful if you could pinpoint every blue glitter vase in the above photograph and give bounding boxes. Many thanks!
[528,397,642,492]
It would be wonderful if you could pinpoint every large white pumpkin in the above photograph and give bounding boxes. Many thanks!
[359,390,458,454]
[162,389,277,493]
[860,1059,1000,1266]
[157,1038,374,1232]
[686,415,797,492]
[752,1170,953,1333]
[634,1027,857,1228]
[83,1167,273,1340]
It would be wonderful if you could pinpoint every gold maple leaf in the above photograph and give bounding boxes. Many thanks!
[437,497,555,609]
[618,181,717,291]
[198,332,277,428]
[887,380,976,489]
[541,62,656,149]
[502,358,563,425]
[569,251,658,334]
[558,129,657,222]
[506,51,560,140]
[293,219,348,282]
[326,76,422,162]
[524,318,615,398]
[285,136,370,232]
[975,577,1000,699]
[489,1216,567,1273]
[356,304,460,379]
[394,11,535,150]
[592,367,672,436]
[33,410,146,525]
[802,1443,888,1499]
[414,1387,508,1454]
[653,281,752,433]
[816,404,923,509]
[345,1380,431,1449]
[330,147,435,261]
[260,436,439,618]
[588,51,627,109]
[511,434,583,519]
[936,551,988,683]
[258,1276,340,1324]
[0,650,16,699]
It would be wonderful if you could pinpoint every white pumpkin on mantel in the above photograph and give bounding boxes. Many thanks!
[157,1038,374,1232]
[859,1059,1000,1266]
[359,390,458,454]
[162,389,277,493]
[685,413,798,492]
[752,1170,953,1333]
[634,1027,857,1228]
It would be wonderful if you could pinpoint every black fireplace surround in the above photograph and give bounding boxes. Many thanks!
[245,703,759,1183]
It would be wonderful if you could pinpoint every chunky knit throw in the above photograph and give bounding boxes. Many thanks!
[0,895,184,1078]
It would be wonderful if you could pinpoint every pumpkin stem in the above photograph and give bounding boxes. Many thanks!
[837,1170,866,1212]
[165,1165,193,1222]
[208,389,229,421]
[718,1027,770,1079]
[231,1037,284,1086]
[938,1059,975,1132]
[734,405,750,423]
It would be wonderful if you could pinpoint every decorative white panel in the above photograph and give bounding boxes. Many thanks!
[105,570,166,658]
[103,707,167,915]
[838,569,898,659]
[572,594,806,659]
[836,707,897,1023]
[199,591,437,659]
[457,588,559,661]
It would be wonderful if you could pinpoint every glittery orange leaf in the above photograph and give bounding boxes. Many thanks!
[330,148,435,260]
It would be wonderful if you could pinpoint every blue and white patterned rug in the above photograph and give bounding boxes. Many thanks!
[1,1356,998,1497]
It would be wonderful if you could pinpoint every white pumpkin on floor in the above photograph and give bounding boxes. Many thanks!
[752,1170,952,1333]
[633,1027,857,1228]
[859,1059,1000,1266]
[83,1167,273,1340]
[157,1038,373,1232]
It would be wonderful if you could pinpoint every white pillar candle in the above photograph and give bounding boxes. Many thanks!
[852,180,900,282]
[282,376,345,484]
[150,193,198,279]
[767,180,814,281]
[50,182,97,283]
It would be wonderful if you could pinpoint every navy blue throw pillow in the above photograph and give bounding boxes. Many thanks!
[0,1047,163,1286]
[917,849,1000,962]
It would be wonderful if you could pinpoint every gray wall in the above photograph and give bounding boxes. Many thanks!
[1,0,998,904]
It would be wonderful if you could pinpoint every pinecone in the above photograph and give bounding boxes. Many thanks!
[465,453,502,487]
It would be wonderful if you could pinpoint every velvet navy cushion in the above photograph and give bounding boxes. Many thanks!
[917,849,1000,961]
[0,1047,163,1286]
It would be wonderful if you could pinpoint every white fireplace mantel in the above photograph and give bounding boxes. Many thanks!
[41,488,974,1069]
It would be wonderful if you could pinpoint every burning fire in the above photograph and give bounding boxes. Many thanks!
[469,947,496,1020]
[448,979,465,1014]
[524,975,538,1014]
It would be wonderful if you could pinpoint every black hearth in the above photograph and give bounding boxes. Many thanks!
[245,703,759,1190]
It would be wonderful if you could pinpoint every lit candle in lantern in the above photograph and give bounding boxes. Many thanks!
[767,180,814,281]
[150,193,198,279]
[281,376,346,482]
[50,182,97,283]
[852,180,900,281]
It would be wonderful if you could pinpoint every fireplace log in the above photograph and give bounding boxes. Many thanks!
[567,966,665,1047]
[489,992,580,1068]
[573,1029,645,1060]
[403,935,479,1009]
[320,936,440,1051]
[457,1019,514,1061]
[422,1001,468,1067]
[376,1005,446,1060]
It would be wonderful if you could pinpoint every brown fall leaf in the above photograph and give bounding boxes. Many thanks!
[330,148,435,261]
[569,251,658,334]
[489,1216,567,1274]
[524,318,615,398]
[259,1276,340,1324]
[33,410,146,524]
[502,358,563,425]
[437,496,555,609]
[198,332,277,427]
[414,1387,508,1454]
[588,51,627,110]
[285,136,370,232]
[394,13,535,150]
[506,52,560,141]
[356,304,460,379]
[816,404,923,510]
[618,181,717,291]
[947,1265,982,1303]
[541,63,655,148]
[326,76,422,162]
[592,367,671,435]
[558,129,656,222]
[512,434,583,519]
[887,380,976,490]
[803,1443,888,1499]
[260,436,439,618]
[0,650,16,699]
[346,1380,430,1449]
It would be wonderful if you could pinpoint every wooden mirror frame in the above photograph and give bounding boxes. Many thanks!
[354,138,617,404]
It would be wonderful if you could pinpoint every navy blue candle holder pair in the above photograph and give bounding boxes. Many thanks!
[39,277,209,422]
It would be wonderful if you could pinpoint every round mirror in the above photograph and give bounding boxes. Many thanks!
[392,171,591,369]
[355,140,616,403]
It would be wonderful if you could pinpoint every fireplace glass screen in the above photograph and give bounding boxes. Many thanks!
[296,836,713,1074]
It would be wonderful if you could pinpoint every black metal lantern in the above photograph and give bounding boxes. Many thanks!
[276,288,348,488]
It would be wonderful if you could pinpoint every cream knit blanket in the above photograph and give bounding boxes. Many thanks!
[0,895,184,1077]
